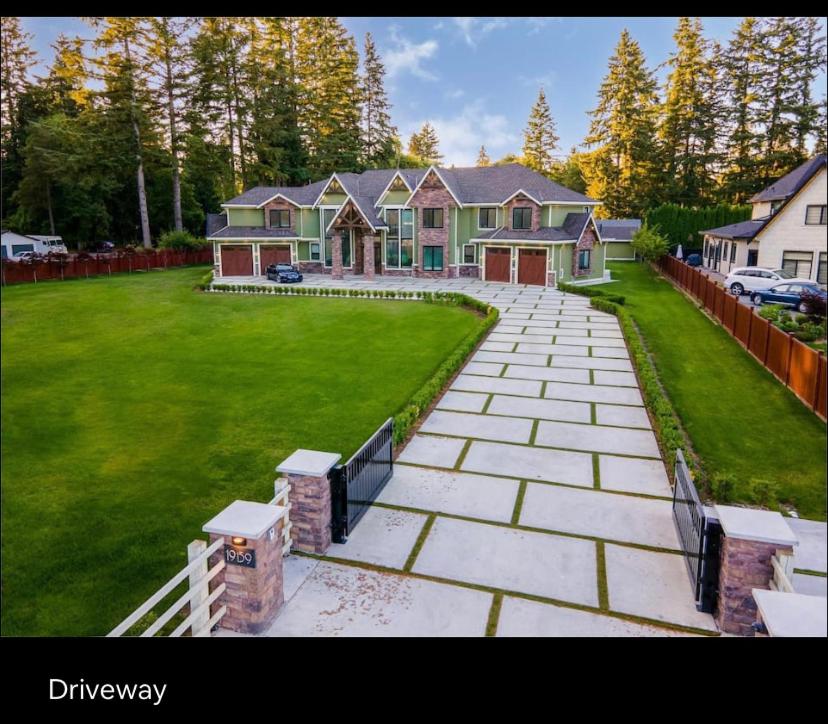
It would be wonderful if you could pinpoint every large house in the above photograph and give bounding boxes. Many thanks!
[208,164,607,286]
[700,155,827,284]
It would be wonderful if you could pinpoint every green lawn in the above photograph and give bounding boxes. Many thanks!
[1,268,483,636]
[607,261,827,520]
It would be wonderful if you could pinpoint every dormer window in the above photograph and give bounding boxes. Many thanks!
[770,200,784,215]
[269,209,291,228]
[512,208,532,230]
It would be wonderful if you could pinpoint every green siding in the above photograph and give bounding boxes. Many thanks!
[297,241,310,261]
[546,205,578,228]
[227,208,264,227]
[455,208,475,245]
[319,192,346,206]
[301,208,320,238]
[589,242,606,278]
[558,245,573,282]
[606,241,635,260]
[379,190,410,206]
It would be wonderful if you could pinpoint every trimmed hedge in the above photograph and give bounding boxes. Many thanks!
[557,281,625,306]
[207,282,499,447]
[591,296,693,479]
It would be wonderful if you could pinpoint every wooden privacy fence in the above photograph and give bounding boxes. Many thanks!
[1,247,213,285]
[657,255,827,421]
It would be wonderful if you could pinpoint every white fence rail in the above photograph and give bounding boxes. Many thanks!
[769,551,796,594]
[108,536,227,637]
[270,477,293,555]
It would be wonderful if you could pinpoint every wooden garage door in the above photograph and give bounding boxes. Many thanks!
[220,245,253,276]
[518,248,547,286]
[260,244,292,272]
[485,247,511,282]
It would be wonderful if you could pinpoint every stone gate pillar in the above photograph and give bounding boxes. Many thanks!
[331,233,343,280]
[203,500,287,634]
[713,505,798,636]
[276,449,341,555]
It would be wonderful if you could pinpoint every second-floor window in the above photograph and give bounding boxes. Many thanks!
[805,205,827,225]
[385,208,413,268]
[422,208,443,228]
[269,209,291,228]
[478,207,497,229]
[512,207,532,230]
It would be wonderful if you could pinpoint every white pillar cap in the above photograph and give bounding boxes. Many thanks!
[276,449,341,478]
[714,505,798,547]
[203,500,286,540]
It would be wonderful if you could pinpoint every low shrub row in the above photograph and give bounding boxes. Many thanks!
[758,304,827,344]
[392,299,499,446]
[591,296,693,480]
[557,281,625,306]
[709,472,781,510]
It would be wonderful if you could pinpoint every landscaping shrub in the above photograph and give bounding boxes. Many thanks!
[645,202,751,252]
[557,281,625,305]
[631,224,670,262]
[749,479,779,509]
[158,230,208,251]
[709,472,737,503]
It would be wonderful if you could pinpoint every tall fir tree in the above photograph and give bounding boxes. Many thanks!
[44,34,90,115]
[581,29,661,217]
[476,145,491,167]
[720,16,764,203]
[360,32,397,167]
[522,87,559,175]
[659,18,722,206]
[791,16,827,156]
[408,122,442,164]
[295,17,362,177]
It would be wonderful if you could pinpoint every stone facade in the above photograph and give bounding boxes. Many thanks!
[297,261,325,275]
[262,199,296,230]
[331,233,343,280]
[409,172,456,279]
[363,234,377,280]
[715,536,795,636]
[284,472,332,554]
[504,194,541,232]
[572,221,596,278]
[458,264,480,278]
[208,519,285,634]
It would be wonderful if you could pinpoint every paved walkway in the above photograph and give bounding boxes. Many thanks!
[215,279,729,637]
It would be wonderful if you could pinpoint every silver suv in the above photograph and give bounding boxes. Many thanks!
[724,267,812,295]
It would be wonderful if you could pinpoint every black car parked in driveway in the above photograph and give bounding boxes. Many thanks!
[266,263,303,283]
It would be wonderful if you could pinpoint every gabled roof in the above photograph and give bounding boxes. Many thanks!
[473,227,575,242]
[750,155,827,203]
[562,212,590,239]
[699,217,770,240]
[597,218,641,241]
[219,163,599,212]
[209,226,299,239]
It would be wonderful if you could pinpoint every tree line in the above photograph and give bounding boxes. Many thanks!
[1,17,825,247]
[1,16,413,247]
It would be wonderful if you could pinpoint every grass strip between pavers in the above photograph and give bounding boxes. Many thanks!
[403,513,437,573]
[595,541,610,611]
[485,592,504,637]
[794,568,828,577]
[511,481,527,525]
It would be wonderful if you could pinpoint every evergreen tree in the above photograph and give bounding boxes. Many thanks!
[549,149,587,194]
[360,32,397,167]
[88,17,157,247]
[815,96,828,156]
[659,18,722,206]
[295,17,362,177]
[720,17,764,203]
[581,29,661,217]
[522,87,559,174]
[44,34,90,115]
[476,145,491,167]
[791,17,827,156]
[408,122,442,164]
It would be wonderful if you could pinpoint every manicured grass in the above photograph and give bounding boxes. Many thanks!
[1,268,483,635]
[607,262,826,520]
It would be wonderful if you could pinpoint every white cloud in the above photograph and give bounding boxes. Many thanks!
[444,88,465,100]
[403,101,520,167]
[383,26,439,81]
[451,17,510,47]
[519,70,559,90]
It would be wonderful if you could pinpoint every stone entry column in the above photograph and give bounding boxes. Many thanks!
[331,232,343,280]
[203,500,287,634]
[713,505,798,636]
[363,234,376,280]
[276,449,341,555]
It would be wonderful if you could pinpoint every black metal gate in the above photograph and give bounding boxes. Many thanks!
[672,449,722,613]
[329,418,394,543]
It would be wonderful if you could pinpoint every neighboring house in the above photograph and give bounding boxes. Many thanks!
[208,163,607,286]
[699,155,827,283]
[597,219,641,261]
[1,230,66,258]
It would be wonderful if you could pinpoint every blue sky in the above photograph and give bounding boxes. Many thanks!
[21,16,828,167]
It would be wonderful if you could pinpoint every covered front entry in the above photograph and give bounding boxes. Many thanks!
[260,244,291,271]
[517,248,547,286]
[220,245,253,276]
[485,247,511,282]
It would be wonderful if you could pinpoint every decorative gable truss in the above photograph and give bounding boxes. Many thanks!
[572,216,602,278]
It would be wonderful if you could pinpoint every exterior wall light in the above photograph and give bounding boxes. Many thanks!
[231,536,247,547]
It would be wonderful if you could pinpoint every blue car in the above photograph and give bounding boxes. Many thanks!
[751,282,827,313]
[685,253,703,267]
[266,263,303,283]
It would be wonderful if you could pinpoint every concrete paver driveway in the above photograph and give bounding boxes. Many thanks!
[216,277,721,636]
